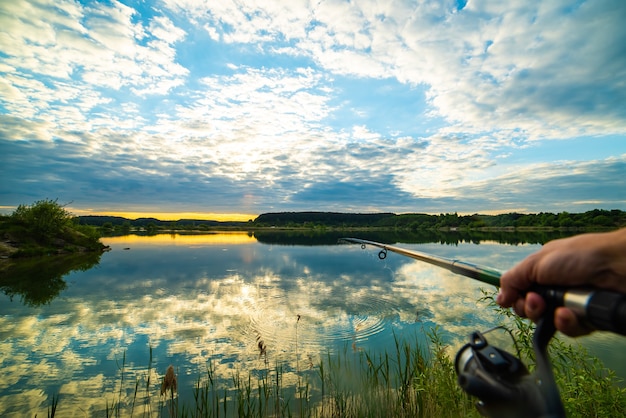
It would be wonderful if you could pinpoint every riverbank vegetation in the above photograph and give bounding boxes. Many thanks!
[76,209,626,234]
[43,292,624,417]
[253,209,626,230]
[0,199,107,258]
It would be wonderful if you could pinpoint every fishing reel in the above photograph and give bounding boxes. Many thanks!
[455,287,626,417]
[455,307,565,418]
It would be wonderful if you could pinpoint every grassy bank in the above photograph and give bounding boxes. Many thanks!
[0,199,108,258]
[42,294,624,418]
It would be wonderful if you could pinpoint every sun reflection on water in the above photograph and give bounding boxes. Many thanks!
[104,231,257,246]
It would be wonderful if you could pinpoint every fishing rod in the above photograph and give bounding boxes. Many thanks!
[340,237,626,418]
[340,237,502,287]
[340,237,626,336]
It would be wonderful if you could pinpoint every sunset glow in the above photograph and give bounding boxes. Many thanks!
[71,210,257,222]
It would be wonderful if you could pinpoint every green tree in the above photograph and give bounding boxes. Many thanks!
[146,222,158,234]
[11,198,72,242]
[557,212,574,227]
[3,199,107,257]
[592,215,612,227]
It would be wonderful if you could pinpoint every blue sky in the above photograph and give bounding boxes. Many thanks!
[1,0,625,220]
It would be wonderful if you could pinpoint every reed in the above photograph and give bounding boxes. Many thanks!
[104,350,127,418]
[160,365,178,417]
[45,393,59,418]
[144,344,154,416]
[45,295,625,417]
[161,365,178,395]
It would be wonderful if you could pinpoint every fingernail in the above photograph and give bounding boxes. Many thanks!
[527,298,539,314]
[496,292,503,304]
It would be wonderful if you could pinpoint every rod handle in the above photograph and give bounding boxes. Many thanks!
[535,287,626,336]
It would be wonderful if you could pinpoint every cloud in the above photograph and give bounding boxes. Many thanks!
[464,156,626,212]
[434,0,626,138]
[163,0,626,139]
[0,0,624,214]
[0,0,188,130]
[2,129,623,214]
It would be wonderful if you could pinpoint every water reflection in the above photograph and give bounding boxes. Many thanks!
[253,229,578,246]
[0,232,623,417]
[0,252,102,306]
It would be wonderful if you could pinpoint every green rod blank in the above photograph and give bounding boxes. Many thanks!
[341,237,502,287]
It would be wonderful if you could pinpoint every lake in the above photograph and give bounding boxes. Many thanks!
[1,231,624,416]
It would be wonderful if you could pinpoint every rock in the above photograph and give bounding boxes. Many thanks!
[0,241,19,258]
[52,238,67,247]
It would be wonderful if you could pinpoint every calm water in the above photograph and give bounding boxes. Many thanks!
[1,231,624,416]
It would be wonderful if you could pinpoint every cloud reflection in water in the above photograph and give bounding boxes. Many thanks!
[1,233,623,416]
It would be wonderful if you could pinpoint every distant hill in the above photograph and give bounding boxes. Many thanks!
[253,211,395,227]
[75,215,245,227]
[75,216,129,226]
[76,212,399,228]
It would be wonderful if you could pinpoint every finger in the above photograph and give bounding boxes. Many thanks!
[499,253,541,304]
[496,289,516,307]
[497,281,526,308]
[513,298,527,317]
[524,292,545,322]
[554,307,593,337]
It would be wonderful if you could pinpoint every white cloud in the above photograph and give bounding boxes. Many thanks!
[137,65,340,185]
[149,15,186,44]
[0,0,189,137]
[161,0,626,140]
[396,0,626,138]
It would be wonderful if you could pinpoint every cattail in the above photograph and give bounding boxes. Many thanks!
[257,339,267,357]
[160,365,177,395]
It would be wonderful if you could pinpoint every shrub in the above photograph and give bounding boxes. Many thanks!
[11,199,73,243]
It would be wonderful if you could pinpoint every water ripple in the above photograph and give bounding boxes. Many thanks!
[241,293,400,353]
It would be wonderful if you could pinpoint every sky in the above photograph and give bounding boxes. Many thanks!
[1,0,625,221]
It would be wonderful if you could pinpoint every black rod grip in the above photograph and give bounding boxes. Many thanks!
[535,286,626,336]
[586,290,626,335]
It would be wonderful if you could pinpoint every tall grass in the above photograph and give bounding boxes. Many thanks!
[312,327,477,418]
[43,294,624,417]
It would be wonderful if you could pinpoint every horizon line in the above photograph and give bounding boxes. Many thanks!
[2,206,622,222]
[70,210,258,222]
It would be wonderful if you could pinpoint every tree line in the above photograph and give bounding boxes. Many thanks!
[252,209,626,229]
[72,209,626,232]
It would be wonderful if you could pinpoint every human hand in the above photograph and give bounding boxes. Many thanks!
[496,228,626,336]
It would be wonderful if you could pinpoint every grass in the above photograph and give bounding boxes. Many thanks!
[42,294,625,417]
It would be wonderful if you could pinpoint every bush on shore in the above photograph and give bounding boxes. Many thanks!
[1,199,107,257]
